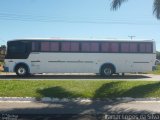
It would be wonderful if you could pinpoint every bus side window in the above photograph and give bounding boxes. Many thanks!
[32,42,40,52]
[139,43,146,53]
[121,42,130,53]
[90,42,99,52]
[61,42,70,52]
[130,43,138,53]
[41,42,50,52]
[110,42,119,53]
[146,43,152,53]
[50,42,59,52]
[81,42,90,52]
[70,42,80,52]
[101,42,110,52]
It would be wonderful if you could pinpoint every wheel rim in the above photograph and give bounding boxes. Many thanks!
[104,68,112,76]
[18,67,26,75]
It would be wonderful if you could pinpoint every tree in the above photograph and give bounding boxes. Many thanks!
[111,0,160,19]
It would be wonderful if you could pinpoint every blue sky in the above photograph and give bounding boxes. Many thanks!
[0,0,160,50]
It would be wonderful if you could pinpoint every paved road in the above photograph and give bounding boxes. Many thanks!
[0,100,160,120]
[0,73,160,119]
[0,73,160,81]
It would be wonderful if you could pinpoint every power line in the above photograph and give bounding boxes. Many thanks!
[0,17,159,25]
[0,12,159,25]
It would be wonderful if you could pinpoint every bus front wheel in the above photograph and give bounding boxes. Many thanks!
[100,65,114,77]
[15,65,29,77]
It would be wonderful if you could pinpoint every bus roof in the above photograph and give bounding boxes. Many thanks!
[8,38,154,42]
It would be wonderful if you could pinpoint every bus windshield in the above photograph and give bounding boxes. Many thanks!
[6,41,31,59]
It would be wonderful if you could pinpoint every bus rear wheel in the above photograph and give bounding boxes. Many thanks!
[15,65,29,77]
[100,65,114,77]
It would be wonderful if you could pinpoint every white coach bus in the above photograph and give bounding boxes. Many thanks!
[4,38,156,77]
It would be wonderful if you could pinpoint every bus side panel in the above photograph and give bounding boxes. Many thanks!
[27,53,155,74]
[28,53,100,73]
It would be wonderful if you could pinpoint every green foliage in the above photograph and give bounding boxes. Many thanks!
[156,51,160,60]
[111,0,160,19]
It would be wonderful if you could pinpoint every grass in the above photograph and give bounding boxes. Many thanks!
[0,80,160,98]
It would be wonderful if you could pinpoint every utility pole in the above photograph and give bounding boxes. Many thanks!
[128,36,136,40]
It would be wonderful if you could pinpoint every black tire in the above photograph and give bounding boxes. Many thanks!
[100,65,114,77]
[15,65,29,77]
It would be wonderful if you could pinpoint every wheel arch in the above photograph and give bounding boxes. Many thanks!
[99,63,116,74]
[14,62,30,73]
